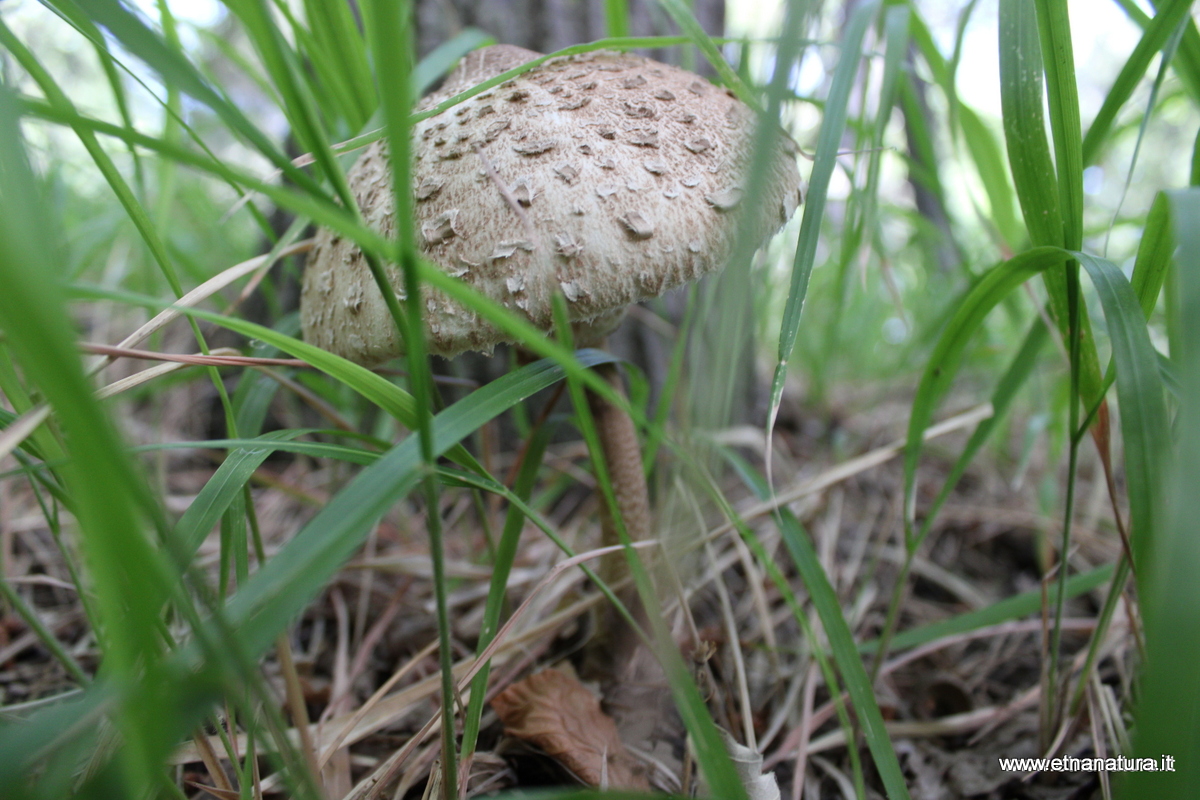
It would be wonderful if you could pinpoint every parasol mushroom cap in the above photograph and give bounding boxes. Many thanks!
[301,44,803,364]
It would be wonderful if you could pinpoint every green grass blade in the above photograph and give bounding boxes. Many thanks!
[1000,0,1064,247]
[605,0,630,38]
[50,0,328,200]
[1034,0,1084,250]
[0,80,176,795]
[655,0,754,105]
[0,684,112,793]
[209,350,615,657]
[173,430,312,558]
[461,419,556,759]
[959,105,1023,250]
[0,577,89,686]
[1112,0,1200,102]
[915,318,1049,551]
[223,0,358,213]
[775,509,912,798]
[17,95,391,254]
[1103,14,1187,254]
[701,0,807,430]
[1120,188,1200,798]
[302,0,375,130]
[1130,192,1175,318]
[1000,0,1104,408]
[188,311,419,426]
[1082,0,1193,165]
[945,0,985,135]
[1073,252,1170,568]
[553,304,746,800]
[366,1,458,791]
[769,1,879,436]
[850,4,910,272]
[73,247,648,448]
[137,435,379,463]
[274,0,361,132]
[873,318,1050,669]
[908,5,1022,249]
[412,28,494,95]
[716,450,866,796]
[863,565,1113,655]
[903,246,1070,523]
[0,18,238,449]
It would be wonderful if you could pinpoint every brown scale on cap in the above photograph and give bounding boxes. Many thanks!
[301,44,803,365]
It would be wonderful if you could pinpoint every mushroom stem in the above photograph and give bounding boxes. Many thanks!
[585,361,651,584]
[579,357,652,679]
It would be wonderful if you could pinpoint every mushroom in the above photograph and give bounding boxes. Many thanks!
[301,44,802,575]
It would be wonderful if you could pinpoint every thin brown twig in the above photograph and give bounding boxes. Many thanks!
[83,342,308,367]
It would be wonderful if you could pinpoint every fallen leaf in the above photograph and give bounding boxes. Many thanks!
[491,668,649,790]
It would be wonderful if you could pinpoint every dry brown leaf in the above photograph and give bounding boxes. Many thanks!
[491,668,650,790]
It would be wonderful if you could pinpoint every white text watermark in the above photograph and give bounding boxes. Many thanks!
[999,755,1175,773]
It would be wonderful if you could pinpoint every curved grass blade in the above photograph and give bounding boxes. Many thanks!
[224,0,360,215]
[908,6,1022,249]
[137,435,378,465]
[1074,252,1169,568]
[705,0,809,431]
[189,311,420,428]
[873,318,1049,669]
[205,350,616,659]
[903,246,1070,523]
[412,28,495,95]
[605,0,630,38]
[0,683,112,794]
[38,0,279,240]
[959,105,1023,251]
[53,0,330,201]
[1103,14,1187,255]
[72,259,647,452]
[1000,0,1063,247]
[945,0,985,135]
[1112,0,1200,102]
[655,0,753,106]
[0,19,246,455]
[301,0,375,131]
[16,95,392,259]
[913,318,1049,552]
[845,5,910,281]
[365,0,461,789]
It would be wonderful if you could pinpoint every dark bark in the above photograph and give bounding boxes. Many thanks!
[414,0,723,64]
[900,51,962,274]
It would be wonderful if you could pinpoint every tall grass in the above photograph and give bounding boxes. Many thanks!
[0,0,1197,797]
